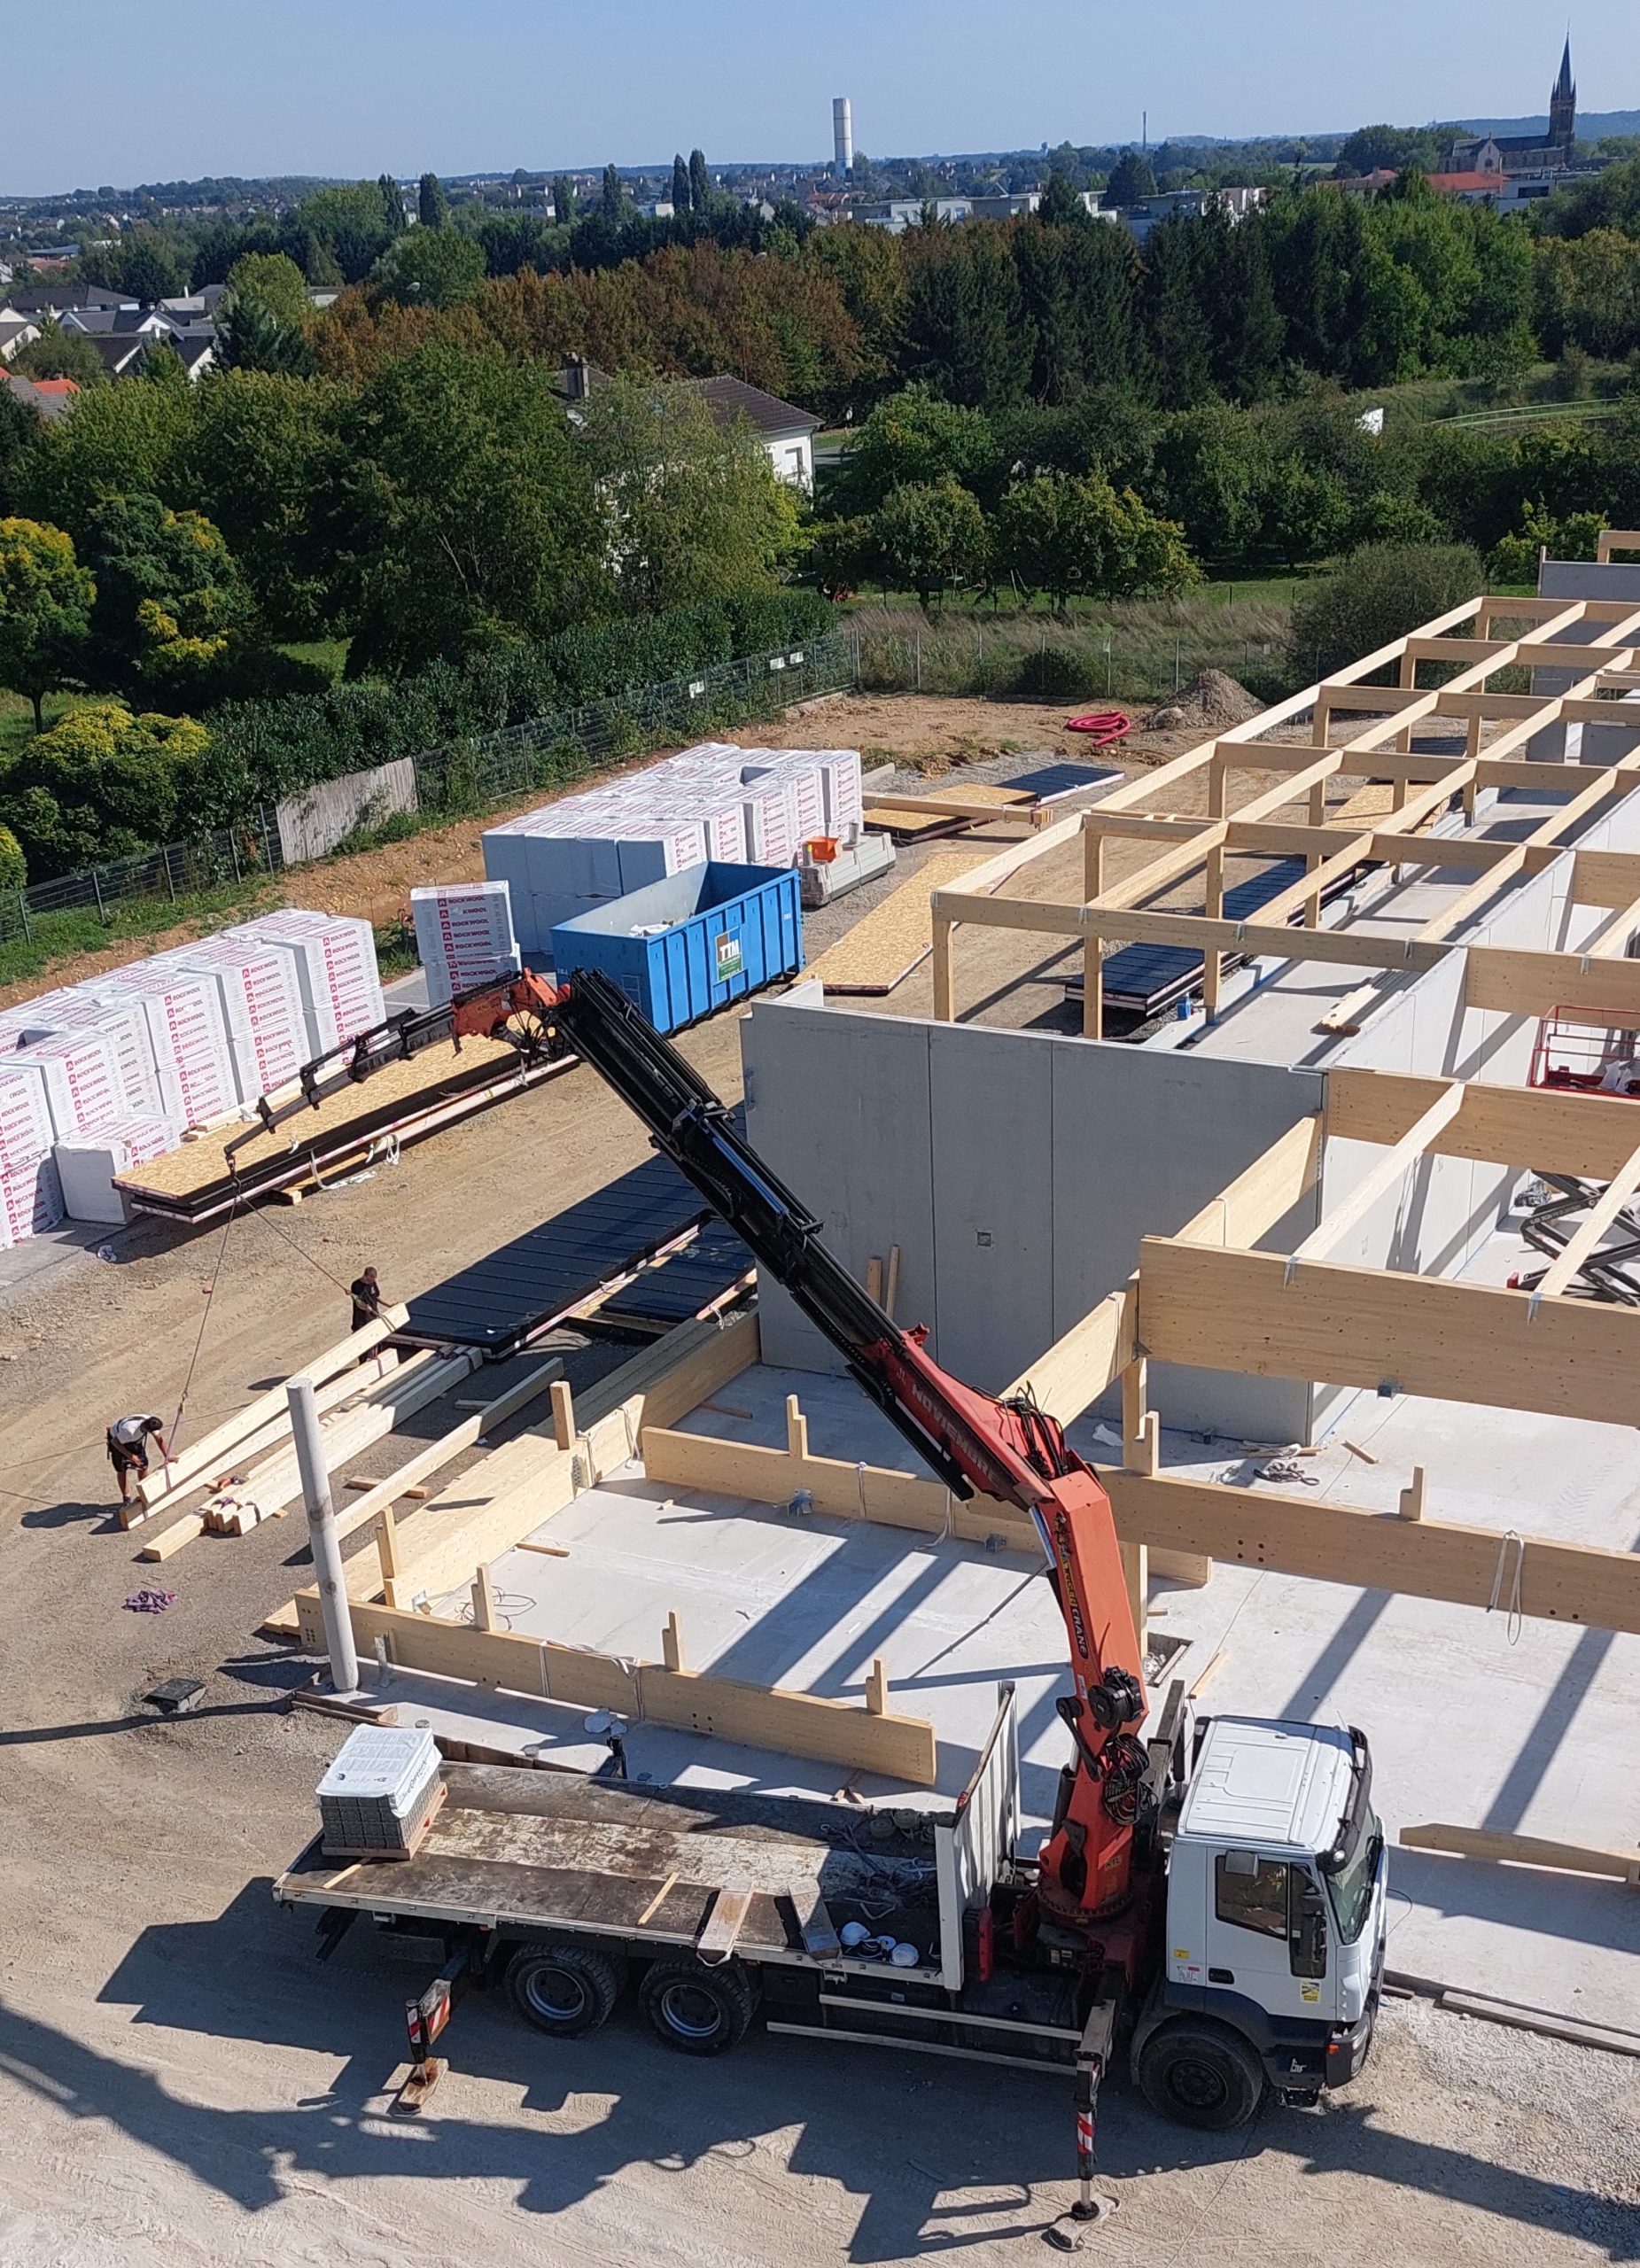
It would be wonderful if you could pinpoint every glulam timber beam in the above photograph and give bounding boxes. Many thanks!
[1100,1468,1640,1635]
[1325,1065,1640,1183]
[1136,1238,1640,1429]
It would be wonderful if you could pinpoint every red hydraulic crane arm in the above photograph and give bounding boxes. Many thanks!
[242,963,1149,1930]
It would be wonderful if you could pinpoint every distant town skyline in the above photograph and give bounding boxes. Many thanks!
[4,0,1634,197]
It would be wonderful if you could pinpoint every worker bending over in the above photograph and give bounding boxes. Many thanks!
[106,1412,168,1507]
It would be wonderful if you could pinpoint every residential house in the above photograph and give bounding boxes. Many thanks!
[0,313,42,362]
[1107,183,1268,245]
[550,357,822,490]
[4,284,134,318]
[4,373,79,421]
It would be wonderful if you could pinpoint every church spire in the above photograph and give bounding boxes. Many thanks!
[1550,35,1576,153]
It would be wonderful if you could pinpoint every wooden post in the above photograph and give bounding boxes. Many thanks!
[662,1609,684,1672]
[866,1658,889,1716]
[1398,1466,1426,1522]
[866,1255,884,1305]
[932,913,954,1022]
[884,1245,902,1321]
[550,1379,576,1452]
[1202,843,1224,1019]
[1120,1540,1149,1658]
[471,1564,495,1631]
[376,1501,400,1583]
[785,1394,810,1461]
[1122,1359,1158,1476]
[1083,829,1104,1040]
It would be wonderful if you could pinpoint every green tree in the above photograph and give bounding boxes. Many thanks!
[579,377,799,614]
[552,175,576,224]
[378,173,407,233]
[324,344,603,672]
[225,251,312,327]
[0,702,207,874]
[1288,541,1484,679]
[602,163,626,219]
[869,476,990,605]
[14,319,106,390]
[81,226,191,302]
[290,183,403,283]
[12,379,192,541]
[0,517,96,729]
[1333,125,1443,177]
[901,229,1032,410]
[995,470,1197,606]
[672,153,692,214]
[1106,151,1158,206]
[688,149,711,212]
[835,385,997,514]
[182,369,344,634]
[0,384,42,513]
[79,493,259,699]
[1037,174,1086,226]
[417,171,449,229]
[372,227,486,309]
[0,823,24,892]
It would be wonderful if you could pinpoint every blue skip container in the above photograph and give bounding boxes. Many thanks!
[550,861,804,1034]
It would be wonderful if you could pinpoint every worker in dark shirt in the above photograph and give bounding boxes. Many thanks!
[106,1412,169,1507]
[350,1265,384,1335]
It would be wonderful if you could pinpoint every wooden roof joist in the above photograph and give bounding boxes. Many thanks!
[1101,1467,1640,1635]
[1136,1238,1640,1430]
[1327,1066,1640,1183]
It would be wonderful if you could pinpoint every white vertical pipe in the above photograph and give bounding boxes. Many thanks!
[289,1375,359,1695]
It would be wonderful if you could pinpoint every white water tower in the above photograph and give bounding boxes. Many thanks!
[833,97,853,180]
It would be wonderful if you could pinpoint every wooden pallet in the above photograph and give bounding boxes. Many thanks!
[805,850,989,996]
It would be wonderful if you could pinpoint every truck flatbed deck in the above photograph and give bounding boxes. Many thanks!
[276,1761,946,1981]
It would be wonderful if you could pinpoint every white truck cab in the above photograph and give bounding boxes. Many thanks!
[1130,1715,1387,2128]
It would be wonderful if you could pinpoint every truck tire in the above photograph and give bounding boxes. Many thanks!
[639,1956,757,2056]
[506,1942,626,2039]
[1136,2018,1265,2132]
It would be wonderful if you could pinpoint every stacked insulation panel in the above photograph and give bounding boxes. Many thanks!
[410,882,521,1007]
[0,1059,61,1247]
[0,907,390,1240]
[172,935,310,1102]
[239,910,385,1058]
[483,742,864,959]
[94,966,239,1130]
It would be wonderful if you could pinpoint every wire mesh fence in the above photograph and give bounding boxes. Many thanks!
[0,632,859,951]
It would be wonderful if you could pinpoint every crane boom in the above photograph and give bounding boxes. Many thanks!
[241,964,1151,1933]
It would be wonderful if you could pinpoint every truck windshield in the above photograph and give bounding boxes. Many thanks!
[1326,1807,1382,1943]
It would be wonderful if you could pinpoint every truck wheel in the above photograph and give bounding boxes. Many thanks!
[639,1956,757,2056]
[1137,2019,1265,2131]
[506,1942,626,2038]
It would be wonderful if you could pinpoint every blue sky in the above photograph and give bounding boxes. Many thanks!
[6,1,1632,194]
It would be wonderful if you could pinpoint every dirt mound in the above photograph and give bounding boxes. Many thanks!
[1146,669,1263,734]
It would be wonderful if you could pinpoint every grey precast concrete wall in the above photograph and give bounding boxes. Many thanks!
[1535,560,1640,762]
[1311,779,1640,1433]
[740,994,1322,1441]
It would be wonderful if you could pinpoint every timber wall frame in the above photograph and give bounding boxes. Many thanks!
[927,594,1640,1036]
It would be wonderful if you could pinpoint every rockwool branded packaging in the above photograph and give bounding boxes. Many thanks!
[0,1063,54,1177]
[241,911,385,1057]
[0,1153,64,1246]
[11,997,166,1121]
[168,936,309,1103]
[53,1114,178,1224]
[410,882,521,1008]
[94,967,238,1130]
[9,1026,125,1142]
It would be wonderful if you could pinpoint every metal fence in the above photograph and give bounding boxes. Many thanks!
[0,632,859,951]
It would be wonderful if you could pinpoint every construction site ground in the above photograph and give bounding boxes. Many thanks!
[3,695,1637,2266]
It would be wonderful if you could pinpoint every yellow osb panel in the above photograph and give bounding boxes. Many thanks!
[1332,781,1438,830]
[805,850,990,995]
[863,782,1033,838]
[120,1035,519,1198]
